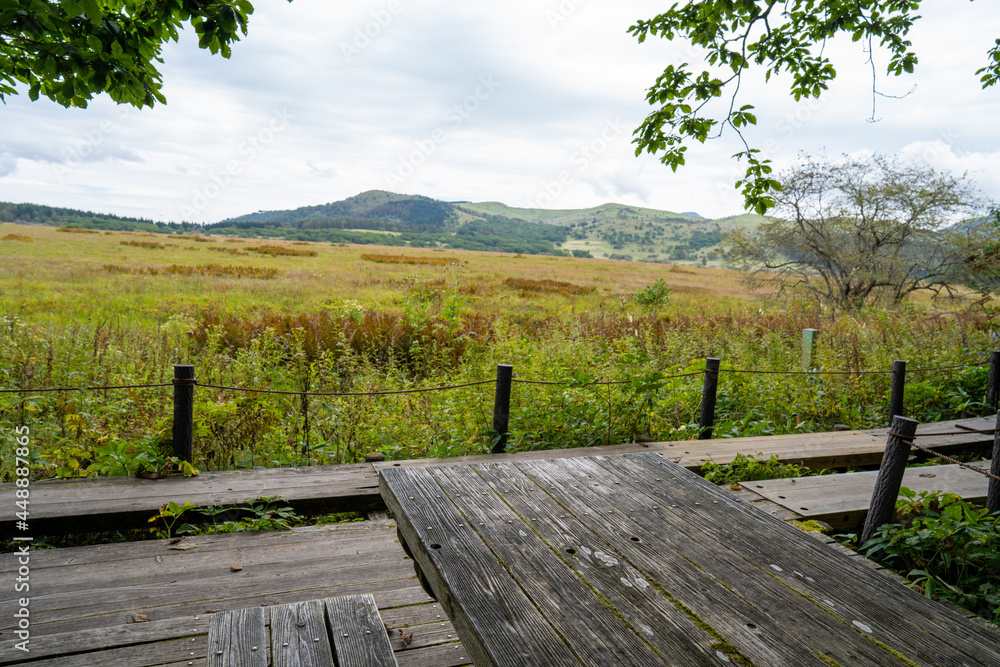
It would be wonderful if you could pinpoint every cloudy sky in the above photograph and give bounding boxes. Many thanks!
[1,0,997,223]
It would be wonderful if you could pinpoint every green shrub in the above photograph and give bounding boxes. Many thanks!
[862,488,1000,625]
[635,278,672,310]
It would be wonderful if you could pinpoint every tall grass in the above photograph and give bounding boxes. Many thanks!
[0,222,994,480]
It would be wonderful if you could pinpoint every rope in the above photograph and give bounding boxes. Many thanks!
[723,368,889,376]
[907,428,998,438]
[723,358,989,376]
[513,370,703,387]
[0,382,172,393]
[909,360,991,373]
[515,378,630,386]
[196,379,496,397]
[888,431,1000,483]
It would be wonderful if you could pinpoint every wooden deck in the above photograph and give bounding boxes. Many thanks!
[0,518,470,666]
[2,416,997,664]
[382,453,1000,666]
[748,459,992,528]
[2,416,992,539]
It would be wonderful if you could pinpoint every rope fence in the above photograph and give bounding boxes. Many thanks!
[195,379,497,397]
[722,359,989,376]
[862,416,1000,544]
[0,358,985,395]
[886,430,1000,483]
[2,338,998,462]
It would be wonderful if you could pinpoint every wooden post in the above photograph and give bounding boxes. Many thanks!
[698,357,720,440]
[491,364,513,454]
[888,360,906,426]
[860,416,918,545]
[801,328,819,369]
[172,364,195,463]
[986,351,1000,416]
[987,409,1000,512]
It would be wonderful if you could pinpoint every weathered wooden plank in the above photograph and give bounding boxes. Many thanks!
[270,599,334,666]
[430,464,674,666]
[0,635,209,666]
[4,528,400,595]
[608,453,1000,666]
[748,460,991,528]
[1,548,411,628]
[326,594,398,667]
[384,616,457,652]
[666,429,889,470]
[9,576,427,644]
[379,466,582,667]
[514,456,902,666]
[0,615,205,663]
[0,521,453,667]
[372,442,665,472]
[0,464,382,537]
[0,521,389,575]
[393,642,470,667]
[207,606,267,667]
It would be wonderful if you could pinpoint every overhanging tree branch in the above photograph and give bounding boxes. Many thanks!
[631,1,998,214]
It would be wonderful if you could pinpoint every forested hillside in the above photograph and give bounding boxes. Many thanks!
[1,191,764,262]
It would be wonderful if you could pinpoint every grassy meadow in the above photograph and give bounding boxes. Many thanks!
[0,222,994,481]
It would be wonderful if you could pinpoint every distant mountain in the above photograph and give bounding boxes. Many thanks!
[221,191,456,230]
[1,192,766,263]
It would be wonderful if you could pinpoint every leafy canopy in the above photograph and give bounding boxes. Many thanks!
[630,1,1000,214]
[0,0,269,108]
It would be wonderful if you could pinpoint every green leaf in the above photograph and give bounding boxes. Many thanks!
[80,0,103,24]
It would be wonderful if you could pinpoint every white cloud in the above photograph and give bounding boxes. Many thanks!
[0,0,996,221]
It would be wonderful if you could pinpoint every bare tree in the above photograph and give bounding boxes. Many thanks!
[727,154,987,309]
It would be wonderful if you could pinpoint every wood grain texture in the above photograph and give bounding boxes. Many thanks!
[382,452,1000,667]
[271,599,334,667]
[431,464,671,666]
[445,462,717,666]
[326,594,398,667]
[609,453,1000,666]
[207,606,267,667]
[379,467,582,667]
[513,456,893,666]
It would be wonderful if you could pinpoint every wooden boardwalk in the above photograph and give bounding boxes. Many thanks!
[1,416,996,664]
[668,416,995,470]
[745,459,991,528]
[382,452,1000,666]
[0,518,469,666]
[4,416,992,540]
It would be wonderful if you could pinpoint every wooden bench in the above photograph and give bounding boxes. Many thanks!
[207,594,397,666]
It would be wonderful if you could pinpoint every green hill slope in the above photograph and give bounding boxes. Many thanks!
[1,192,767,263]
